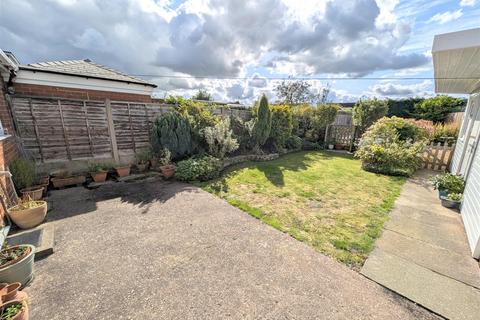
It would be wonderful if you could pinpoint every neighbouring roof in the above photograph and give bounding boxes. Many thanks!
[432,27,480,94]
[20,59,157,87]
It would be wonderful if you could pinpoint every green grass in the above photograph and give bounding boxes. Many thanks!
[199,151,406,270]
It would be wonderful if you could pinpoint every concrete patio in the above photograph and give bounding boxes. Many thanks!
[362,170,480,320]
[23,178,437,319]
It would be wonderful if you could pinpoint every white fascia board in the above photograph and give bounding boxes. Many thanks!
[14,69,154,96]
[433,28,480,53]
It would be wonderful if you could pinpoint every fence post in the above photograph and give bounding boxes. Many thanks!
[105,99,120,164]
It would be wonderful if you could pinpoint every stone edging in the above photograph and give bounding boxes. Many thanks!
[222,153,280,170]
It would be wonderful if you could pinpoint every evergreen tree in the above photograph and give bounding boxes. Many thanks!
[253,95,272,148]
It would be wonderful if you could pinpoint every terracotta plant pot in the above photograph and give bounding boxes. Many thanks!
[0,299,29,320]
[160,165,176,179]
[90,171,107,183]
[114,166,131,177]
[0,282,28,304]
[0,245,35,287]
[1,282,20,303]
[8,201,48,229]
[51,175,86,189]
[20,187,43,201]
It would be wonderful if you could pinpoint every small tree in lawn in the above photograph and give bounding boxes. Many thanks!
[352,98,388,134]
[253,94,272,150]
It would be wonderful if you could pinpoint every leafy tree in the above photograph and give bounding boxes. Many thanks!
[352,98,388,133]
[252,95,272,148]
[268,104,294,151]
[413,95,466,123]
[193,89,212,101]
[275,80,330,105]
[150,111,192,160]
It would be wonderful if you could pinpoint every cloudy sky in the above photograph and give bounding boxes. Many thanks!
[0,0,479,103]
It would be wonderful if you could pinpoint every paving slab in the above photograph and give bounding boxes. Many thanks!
[7,224,55,260]
[362,170,480,320]
[385,213,470,254]
[362,249,480,320]
[24,180,437,320]
[376,229,480,289]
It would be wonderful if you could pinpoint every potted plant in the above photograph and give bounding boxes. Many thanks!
[8,198,48,229]
[440,192,462,210]
[432,173,465,198]
[50,170,86,189]
[159,148,175,179]
[135,149,152,173]
[0,244,35,287]
[328,144,334,150]
[88,163,109,183]
[114,164,131,177]
[0,300,28,320]
[9,159,43,201]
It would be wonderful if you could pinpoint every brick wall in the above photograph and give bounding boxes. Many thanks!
[13,83,153,102]
[0,78,19,220]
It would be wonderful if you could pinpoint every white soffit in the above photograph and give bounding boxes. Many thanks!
[433,28,480,94]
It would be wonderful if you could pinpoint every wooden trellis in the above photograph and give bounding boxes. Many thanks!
[422,142,456,171]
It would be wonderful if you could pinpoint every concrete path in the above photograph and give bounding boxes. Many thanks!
[25,179,436,319]
[362,170,480,320]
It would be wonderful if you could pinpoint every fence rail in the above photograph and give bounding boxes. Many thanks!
[422,142,456,171]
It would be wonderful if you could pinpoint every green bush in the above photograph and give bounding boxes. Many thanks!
[252,95,271,148]
[202,118,239,158]
[285,135,302,150]
[9,158,36,190]
[268,104,293,150]
[230,115,254,152]
[178,101,219,153]
[150,111,192,160]
[353,98,388,133]
[432,122,459,144]
[301,140,323,151]
[431,173,465,194]
[175,156,222,181]
[386,98,423,118]
[355,117,427,176]
[293,104,338,142]
[414,95,465,123]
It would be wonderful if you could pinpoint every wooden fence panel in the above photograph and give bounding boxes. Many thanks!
[12,96,351,165]
[12,97,111,163]
[422,142,456,171]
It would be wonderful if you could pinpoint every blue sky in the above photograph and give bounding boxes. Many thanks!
[0,0,479,103]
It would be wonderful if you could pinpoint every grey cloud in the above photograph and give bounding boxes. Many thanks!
[0,0,429,99]
[371,81,432,96]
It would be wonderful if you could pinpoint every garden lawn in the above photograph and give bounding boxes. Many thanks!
[201,151,406,269]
